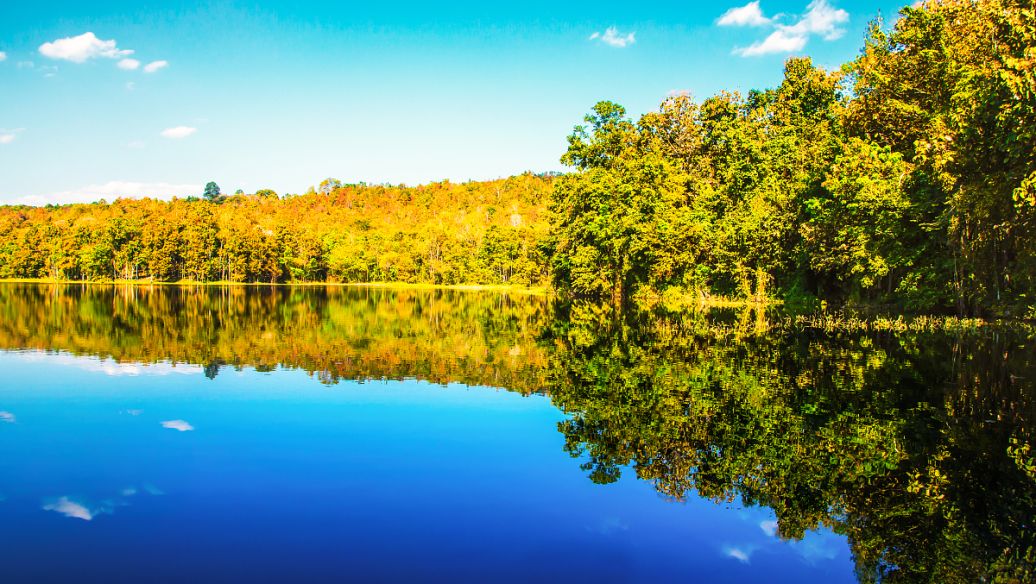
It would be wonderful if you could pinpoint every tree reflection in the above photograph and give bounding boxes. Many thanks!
[0,283,1032,581]
[0,283,549,393]
[544,301,1035,583]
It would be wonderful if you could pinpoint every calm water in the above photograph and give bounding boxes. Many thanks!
[0,284,1032,583]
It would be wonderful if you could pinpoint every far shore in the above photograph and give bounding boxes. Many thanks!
[0,278,550,296]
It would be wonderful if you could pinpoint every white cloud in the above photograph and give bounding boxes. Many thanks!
[43,496,110,521]
[718,2,772,27]
[785,0,850,40]
[143,60,168,73]
[39,32,133,63]
[0,411,15,423]
[724,546,753,563]
[161,125,196,139]
[589,27,636,48]
[162,419,194,432]
[737,29,808,56]
[0,128,24,145]
[729,0,849,57]
[0,51,6,62]
[11,180,205,206]
[12,353,203,377]
[760,519,779,537]
[117,58,140,70]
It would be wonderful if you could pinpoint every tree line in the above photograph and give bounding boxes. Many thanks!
[548,0,1035,316]
[0,174,551,286]
[1,0,1033,316]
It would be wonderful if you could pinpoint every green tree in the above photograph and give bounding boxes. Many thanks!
[203,181,221,201]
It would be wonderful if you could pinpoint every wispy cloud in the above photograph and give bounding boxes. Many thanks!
[117,58,140,70]
[718,2,772,27]
[43,496,112,521]
[589,27,636,48]
[0,128,24,145]
[739,29,808,56]
[121,484,163,497]
[0,411,15,423]
[160,125,196,139]
[722,0,849,57]
[0,51,7,62]
[13,180,204,206]
[143,60,168,73]
[787,530,842,563]
[161,419,194,432]
[724,545,754,563]
[39,32,133,63]
[587,516,629,535]
[760,519,779,537]
[10,352,204,374]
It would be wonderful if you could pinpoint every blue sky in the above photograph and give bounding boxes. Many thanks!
[0,1,905,204]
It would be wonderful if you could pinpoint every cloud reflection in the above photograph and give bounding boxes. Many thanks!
[723,545,755,563]
[161,419,194,432]
[42,496,110,521]
[14,351,202,377]
[788,531,841,563]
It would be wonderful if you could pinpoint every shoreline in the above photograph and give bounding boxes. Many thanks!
[0,278,550,296]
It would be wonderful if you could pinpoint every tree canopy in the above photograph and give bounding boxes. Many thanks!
[547,0,1036,316]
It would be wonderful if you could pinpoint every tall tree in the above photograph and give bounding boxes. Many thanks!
[203,181,221,202]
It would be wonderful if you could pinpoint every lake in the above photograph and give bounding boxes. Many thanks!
[0,284,1032,583]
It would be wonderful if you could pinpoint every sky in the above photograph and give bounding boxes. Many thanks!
[0,1,907,205]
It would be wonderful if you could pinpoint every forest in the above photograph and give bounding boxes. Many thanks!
[548,0,1035,315]
[0,174,553,287]
[0,0,1033,316]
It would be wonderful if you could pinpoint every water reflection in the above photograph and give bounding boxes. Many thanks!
[42,496,108,521]
[543,302,1036,583]
[13,351,203,376]
[0,283,547,391]
[0,283,1033,582]
[160,420,194,432]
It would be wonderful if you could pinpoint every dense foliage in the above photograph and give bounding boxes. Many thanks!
[0,175,552,286]
[548,0,1036,316]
